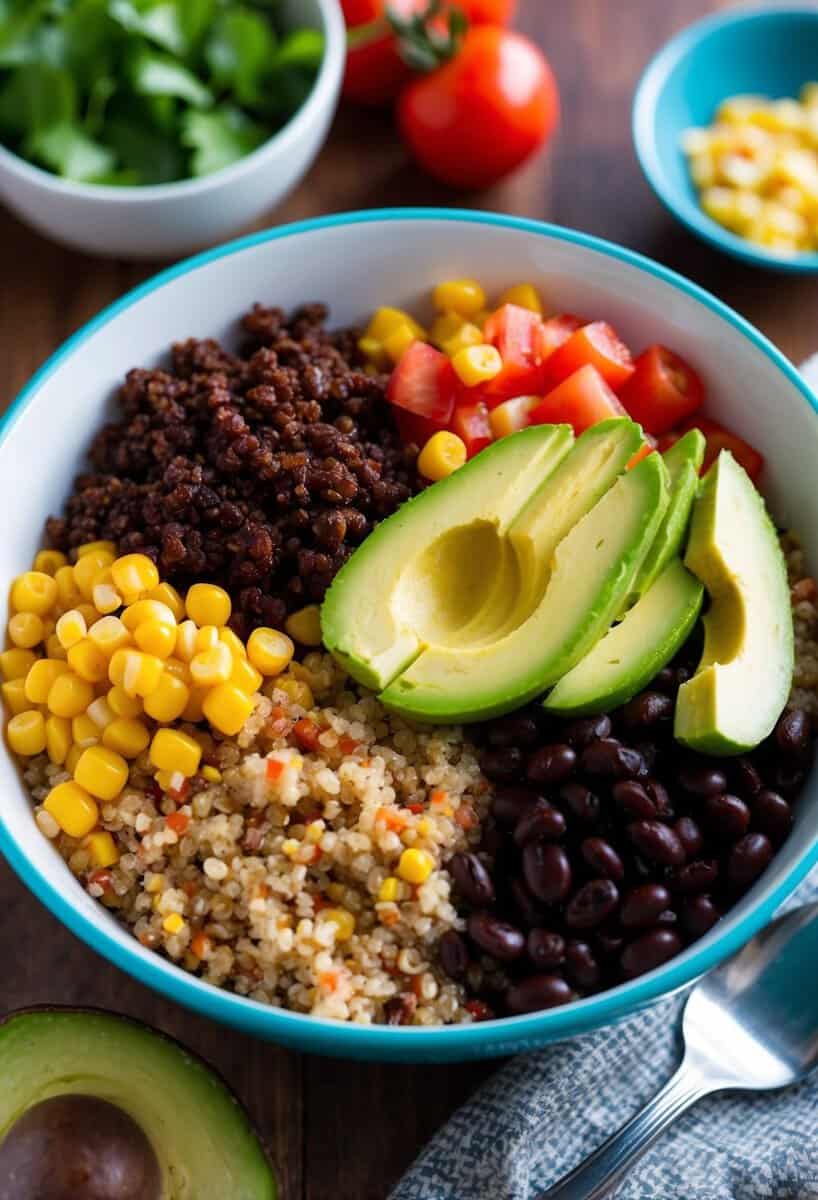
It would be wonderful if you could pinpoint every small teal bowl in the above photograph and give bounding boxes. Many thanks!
[633,5,818,272]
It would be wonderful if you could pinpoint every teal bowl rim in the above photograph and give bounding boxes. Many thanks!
[632,5,818,274]
[2,206,818,1059]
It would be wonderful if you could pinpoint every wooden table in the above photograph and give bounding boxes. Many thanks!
[1,1,815,1196]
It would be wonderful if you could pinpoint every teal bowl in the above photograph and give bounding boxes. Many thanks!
[633,6,818,272]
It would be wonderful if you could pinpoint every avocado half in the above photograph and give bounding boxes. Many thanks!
[0,1008,277,1200]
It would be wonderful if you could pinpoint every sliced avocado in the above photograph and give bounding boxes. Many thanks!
[379,450,669,722]
[675,450,794,755]
[0,1009,276,1200]
[321,425,575,690]
[544,558,704,716]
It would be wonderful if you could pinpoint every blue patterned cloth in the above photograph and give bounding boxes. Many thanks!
[393,872,818,1200]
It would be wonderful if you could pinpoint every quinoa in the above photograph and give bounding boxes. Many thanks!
[783,530,818,714]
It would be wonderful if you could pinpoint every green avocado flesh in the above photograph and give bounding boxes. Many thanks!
[0,1010,276,1200]
[544,558,704,716]
[674,451,794,755]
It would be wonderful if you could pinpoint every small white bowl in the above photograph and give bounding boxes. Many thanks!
[0,0,344,260]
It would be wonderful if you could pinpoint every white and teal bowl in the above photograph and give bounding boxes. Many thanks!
[2,210,817,1061]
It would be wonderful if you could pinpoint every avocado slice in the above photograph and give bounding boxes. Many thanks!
[0,1009,276,1200]
[544,558,704,716]
[675,450,794,755]
[379,450,669,722]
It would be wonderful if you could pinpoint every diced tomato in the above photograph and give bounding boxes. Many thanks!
[393,406,446,448]
[266,758,285,783]
[679,417,764,482]
[387,341,456,423]
[534,313,584,360]
[451,402,493,457]
[488,394,537,438]
[619,345,704,436]
[528,364,628,434]
[541,321,635,392]
[482,303,548,402]
[166,811,189,835]
[293,718,321,752]
[627,432,658,470]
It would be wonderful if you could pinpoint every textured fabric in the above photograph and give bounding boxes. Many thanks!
[393,872,818,1200]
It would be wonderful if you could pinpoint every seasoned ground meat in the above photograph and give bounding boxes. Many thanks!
[47,303,419,637]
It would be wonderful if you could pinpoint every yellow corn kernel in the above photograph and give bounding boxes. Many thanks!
[1,648,38,682]
[24,659,69,704]
[86,696,115,730]
[89,567,122,615]
[230,655,263,695]
[217,627,245,660]
[143,673,189,723]
[71,714,100,748]
[40,616,56,639]
[11,571,58,616]
[65,744,83,775]
[150,728,202,777]
[76,603,100,627]
[430,311,467,349]
[284,605,323,647]
[190,643,232,686]
[73,551,114,602]
[77,540,117,559]
[366,306,425,343]
[56,609,87,650]
[357,336,389,369]
[7,612,44,650]
[417,431,467,482]
[382,323,419,364]
[175,620,199,662]
[87,615,131,658]
[109,649,164,698]
[44,780,99,838]
[2,678,30,716]
[33,549,67,576]
[85,830,119,869]
[433,279,486,318]
[185,584,232,628]
[194,625,219,653]
[55,564,83,611]
[688,151,716,190]
[44,715,71,765]
[111,554,159,602]
[74,745,129,801]
[107,685,142,719]
[121,600,176,632]
[397,847,435,884]
[7,710,46,756]
[378,876,400,902]
[180,686,207,723]
[450,343,503,387]
[133,619,176,659]
[202,682,254,736]
[274,677,313,709]
[441,322,483,357]
[322,908,356,942]
[102,716,150,759]
[247,628,294,676]
[201,765,222,783]
[163,913,186,935]
[45,634,67,662]
[67,639,109,684]
[146,582,185,622]
[497,283,543,313]
[162,656,191,684]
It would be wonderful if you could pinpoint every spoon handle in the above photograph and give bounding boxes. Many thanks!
[535,1059,715,1200]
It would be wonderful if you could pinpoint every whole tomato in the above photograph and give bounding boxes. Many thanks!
[398,25,559,189]
[342,0,517,107]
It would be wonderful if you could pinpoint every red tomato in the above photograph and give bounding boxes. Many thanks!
[387,341,456,423]
[535,313,584,360]
[627,432,658,471]
[393,407,445,447]
[528,365,628,435]
[619,345,704,436]
[542,321,635,392]
[398,27,559,189]
[482,303,547,402]
[451,402,493,457]
[680,417,764,482]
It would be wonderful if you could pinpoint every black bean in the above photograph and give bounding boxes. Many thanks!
[674,816,703,858]
[621,929,682,978]
[559,782,601,827]
[627,820,685,866]
[680,894,721,939]
[562,715,612,750]
[527,743,577,785]
[644,778,674,819]
[612,780,655,820]
[513,800,567,847]
[666,858,719,895]
[487,713,540,749]
[634,741,659,773]
[775,708,811,757]
[450,852,495,906]
[620,883,672,928]
[564,940,600,989]
[652,666,678,694]
[439,930,470,980]
[656,909,678,926]
[492,786,541,827]
[526,929,565,969]
[581,738,646,780]
[506,974,574,1014]
[479,825,505,856]
[594,930,625,960]
[565,879,620,930]
[751,789,793,845]
[522,842,572,903]
[727,833,773,891]
[679,763,727,797]
[703,793,751,840]
[731,757,763,799]
[675,665,693,688]
[467,911,525,962]
[480,746,523,782]
[620,691,674,728]
[770,762,807,798]
[580,837,625,882]
[509,877,547,928]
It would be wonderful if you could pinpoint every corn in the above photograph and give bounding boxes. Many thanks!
[357,336,389,369]
[85,830,119,868]
[10,571,58,616]
[45,635,67,661]
[190,643,232,686]
[274,677,313,709]
[247,628,294,676]
[77,540,117,559]
[441,322,483,357]
[102,717,150,759]
[497,283,543,313]
[230,655,263,695]
[430,311,467,349]
[24,659,69,704]
[162,657,191,684]
[107,686,142,719]
[133,619,176,659]
[56,609,87,650]
[76,603,100,628]
[1,648,38,681]
[111,554,159,602]
[7,612,43,650]
[86,696,115,730]
[33,549,67,575]
[65,745,83,775]
[175,620,199,662]
[201,765,222,783]
[146,582,186,622]
[450,343,503,387]
[417,431,467,482]
[71,714,100,748]
[382,323,419,364]
[397,847,435,884]
[181,685,208,723]
[7,710,46,756]
[109,649,164,698]
[143,672,189,722]
[54,565,83,611]
[163,913,186,935]
[489,394,537,438]
[284,605,323,647]
[378,876,400,902]
[433,279,486,318]
[322,908,356,942]
[73,550,114,602]
[194,625,220,654]
[74,745,129,801]
[185,583,232,628]
[366,306,425,343]
[67,639,109,684]
[44,715,71,765]
[87,615,131,658]
[44,780,99,838]
[91,574,123,615]
[201,682,254,736]
[150,728,202,777]
[2,678,30,716]
[120,600,173,632]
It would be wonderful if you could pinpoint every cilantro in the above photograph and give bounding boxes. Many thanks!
[204,7,275,105]
[28,117,115,178]
[181,102,268,175]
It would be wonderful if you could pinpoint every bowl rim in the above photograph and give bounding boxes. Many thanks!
[0,0,345,202]
[632,4,818,274]
[2,206,818,1056]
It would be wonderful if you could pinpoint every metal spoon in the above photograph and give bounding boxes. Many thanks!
[538,900,818,1200]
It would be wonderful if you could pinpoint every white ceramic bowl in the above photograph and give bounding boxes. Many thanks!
[0,0,344,260]
[2,210,818,1062]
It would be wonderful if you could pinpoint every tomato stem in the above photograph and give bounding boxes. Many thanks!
[386,0,468,73]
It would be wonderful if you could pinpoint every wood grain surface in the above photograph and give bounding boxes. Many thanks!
[1,2,815,1197]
